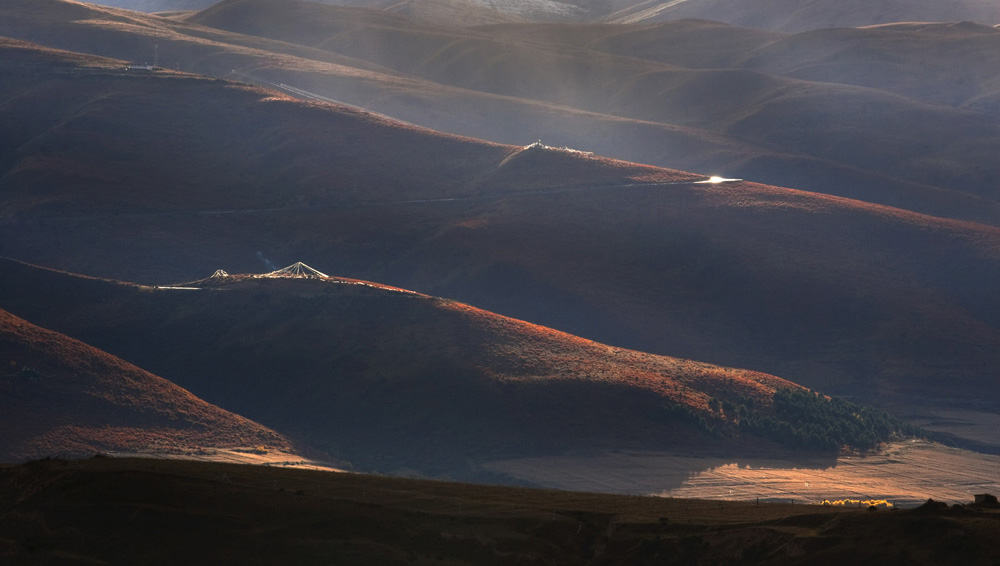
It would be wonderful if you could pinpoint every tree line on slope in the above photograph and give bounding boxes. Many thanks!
[667,388,924,452]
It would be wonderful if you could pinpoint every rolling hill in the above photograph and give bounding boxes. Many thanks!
[383,0,527,26]
[5,0,1000,225]
[185,0,1000,213]
[603,0,1000,31]
[0,308,296,462]
[2,36,1000,432]
[737,22,1000,113]
[185,0,1000,204]
[2,259,884,477]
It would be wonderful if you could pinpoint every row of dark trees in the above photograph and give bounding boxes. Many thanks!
[669,388,923,452]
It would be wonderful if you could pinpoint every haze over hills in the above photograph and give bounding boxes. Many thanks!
[5,0,1000,558]
[0,308,296,461]
[603,0,1000,30]
[186,0,1000,207]
[59,0,1000,30]
[5,0,1000,226]
[2,37,1000,434]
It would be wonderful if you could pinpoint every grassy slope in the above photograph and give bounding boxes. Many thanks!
[2,40,1000,420]
[0,308,294,461]
[2,456,999,565]
[0,39,692,218]
[185,0,1000,207]
[734,23,1000,111]
[0,260,817,474]
[4,0,1000,225]
[385,0,527,26]
[603,0,1000,31]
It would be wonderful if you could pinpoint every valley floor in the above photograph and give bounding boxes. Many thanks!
[484,440,1000,507]
[2,456,998,565]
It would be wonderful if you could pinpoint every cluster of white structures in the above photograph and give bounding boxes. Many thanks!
[258,262,329,279]
[523,140,594,156]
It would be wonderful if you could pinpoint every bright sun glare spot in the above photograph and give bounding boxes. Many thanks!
[696,176,742,184]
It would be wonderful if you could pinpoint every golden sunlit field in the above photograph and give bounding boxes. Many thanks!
[484,440,1000,507]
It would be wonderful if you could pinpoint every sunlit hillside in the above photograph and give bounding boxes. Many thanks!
[0,308,296,461]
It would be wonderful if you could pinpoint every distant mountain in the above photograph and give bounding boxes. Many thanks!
[39,0,1000,29]
[383,0,526,26]
[604,0,1000,31]
[0,308,295,462]
[182,0,1000,220]
[5,0,1000,226]
[76,0,578,21]
[76,0,217,11]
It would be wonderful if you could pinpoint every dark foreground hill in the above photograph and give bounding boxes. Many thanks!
[0,308,294,461]
[2,456,999,565]
[3,260,909,477]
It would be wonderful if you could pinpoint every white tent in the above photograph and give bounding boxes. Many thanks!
[263,262,329,279]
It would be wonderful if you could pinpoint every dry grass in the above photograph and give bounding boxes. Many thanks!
[0,308,297,462]
[0,260,834,476]
[6,0,1000,226]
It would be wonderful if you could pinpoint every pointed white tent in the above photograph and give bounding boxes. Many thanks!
[263,262,329,279]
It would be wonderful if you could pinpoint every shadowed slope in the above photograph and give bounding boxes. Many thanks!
[6,2,1000,223]
[386,0,526,26]
[74,0,218,11]
[4,457,1000,565]
[604,0,1000,31]
[0,261,827,475]
[736,22,1000,115]
[2,39,1000,425]
[0,38,694,220]
[0,309,295,461]
[478,19,785,68]
[183,0,1000,210]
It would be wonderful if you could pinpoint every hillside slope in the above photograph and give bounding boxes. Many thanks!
[183,0,1000,214]
[0,261,854,476]
[0,309,295,462]
[4,0,1000,224]
[604,0,1000,31]
[2,38,1000,426]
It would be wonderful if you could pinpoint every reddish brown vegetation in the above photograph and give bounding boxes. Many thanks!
[442,300,797,412]
[0,308,293,461]
[1,24,999,463]
[0,261,816,474]
[6,0,1000,225]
